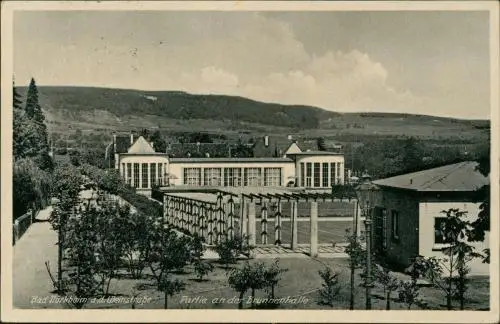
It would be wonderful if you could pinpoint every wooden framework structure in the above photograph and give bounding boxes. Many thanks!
[160,187,360,257]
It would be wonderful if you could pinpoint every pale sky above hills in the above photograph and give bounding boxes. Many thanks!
[13,10,491,119]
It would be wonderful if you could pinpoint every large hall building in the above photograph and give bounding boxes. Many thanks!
[106,134,346,195]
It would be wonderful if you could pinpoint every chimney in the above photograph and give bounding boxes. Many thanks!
[287,134,293,140]
[130,133,134,145]
[113,134,117,153]
[264,135,269,147]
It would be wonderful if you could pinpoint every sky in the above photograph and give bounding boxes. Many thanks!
[13,10,491,119]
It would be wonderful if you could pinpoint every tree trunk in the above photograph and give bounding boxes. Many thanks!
[447,253,454,310]
[386,291,391,310]
[238,291,244,309]
[164,291,168,309]
[271,285,275,299]
[251,289,255,309]
[105,273,113,296]
[349,265,355,310]
[58,227,63,292]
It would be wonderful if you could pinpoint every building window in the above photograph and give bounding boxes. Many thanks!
[330,162,337,185]
[244,168,261,186]
[391,210,399,241]
[127,163,132,186]
[300,163,305,187]
[382,209,388,249]
[150,163,156,188]
[204,168,222,186]
[264,168,282,186]
[158,163,163,186]
[121,163,125,179]
[306,163,312,187]
[313,163,320,187]
[223,168,242,186]
[133,163,139,188]
[434,217,453,244]
[184,168,201,186]
[141,163,148,188]
[322,163,329,187]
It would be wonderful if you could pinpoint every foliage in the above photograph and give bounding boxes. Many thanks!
[147,226,191,309]
[397,280,421,310]
[247,262,267,309]
[214,234,254,269]
[227,262,252,309]
[194,261,215,282]
[470,147,490,263]
[415,209,482,310]
[344,228,365,309]
[231,140,254,158]
[49,163,83,230]
[373,264,400,310]
[346,136,470,179]
[263,259,288,299]
[93,200,132,295]
[345,229,366,269]
[19,78,52,171]
[13,158,51,218]
[120,211,154,279]
[64,205,101,308]
[316,137,327,151]
[317,266,341,307]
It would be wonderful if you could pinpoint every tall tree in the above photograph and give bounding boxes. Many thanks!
[23,78,52,170]
[149,130,167,153]
[25,78,44,123]
[317,137,327,151]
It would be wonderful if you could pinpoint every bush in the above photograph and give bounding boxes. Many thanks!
[317,266,341,307]
[13,158,51,218]
[214,234,253,269]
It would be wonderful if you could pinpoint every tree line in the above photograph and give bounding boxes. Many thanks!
[13,78,53,218]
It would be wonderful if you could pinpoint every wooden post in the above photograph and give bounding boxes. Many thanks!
[274,200,282,245]
[207,206,214,245]
[291,200,298,250]
[261,200,268,244]
[239,195,246,238]
[247,201,256,246]
[227,198,235,239]
[310,201,318,257]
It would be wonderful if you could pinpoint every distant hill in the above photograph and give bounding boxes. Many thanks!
[17,86,338,130]
[15,86,489,143]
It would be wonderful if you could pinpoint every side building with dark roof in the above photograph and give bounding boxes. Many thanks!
[365,161,489,275]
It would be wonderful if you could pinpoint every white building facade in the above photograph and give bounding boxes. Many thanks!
[115,136,345,195]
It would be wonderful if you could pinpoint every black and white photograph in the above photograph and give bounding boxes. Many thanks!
[1,1,499,323]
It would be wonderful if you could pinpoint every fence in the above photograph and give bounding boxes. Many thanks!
[13,209,36,245]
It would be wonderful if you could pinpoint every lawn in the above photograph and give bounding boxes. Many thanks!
[70,257,489,310]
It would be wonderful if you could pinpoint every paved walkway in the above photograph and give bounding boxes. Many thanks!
[12,206,63,309]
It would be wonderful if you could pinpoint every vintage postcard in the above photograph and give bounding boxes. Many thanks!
[1,1,499,323]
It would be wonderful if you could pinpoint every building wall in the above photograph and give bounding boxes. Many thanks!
[168,161,295,187]
[419,201,489,276]
[373,189,420,269]
[118,154,170,190]
[284,143,302,156]
[295,155,345,188]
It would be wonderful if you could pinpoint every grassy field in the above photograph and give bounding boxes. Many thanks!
[60,257,489,310]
